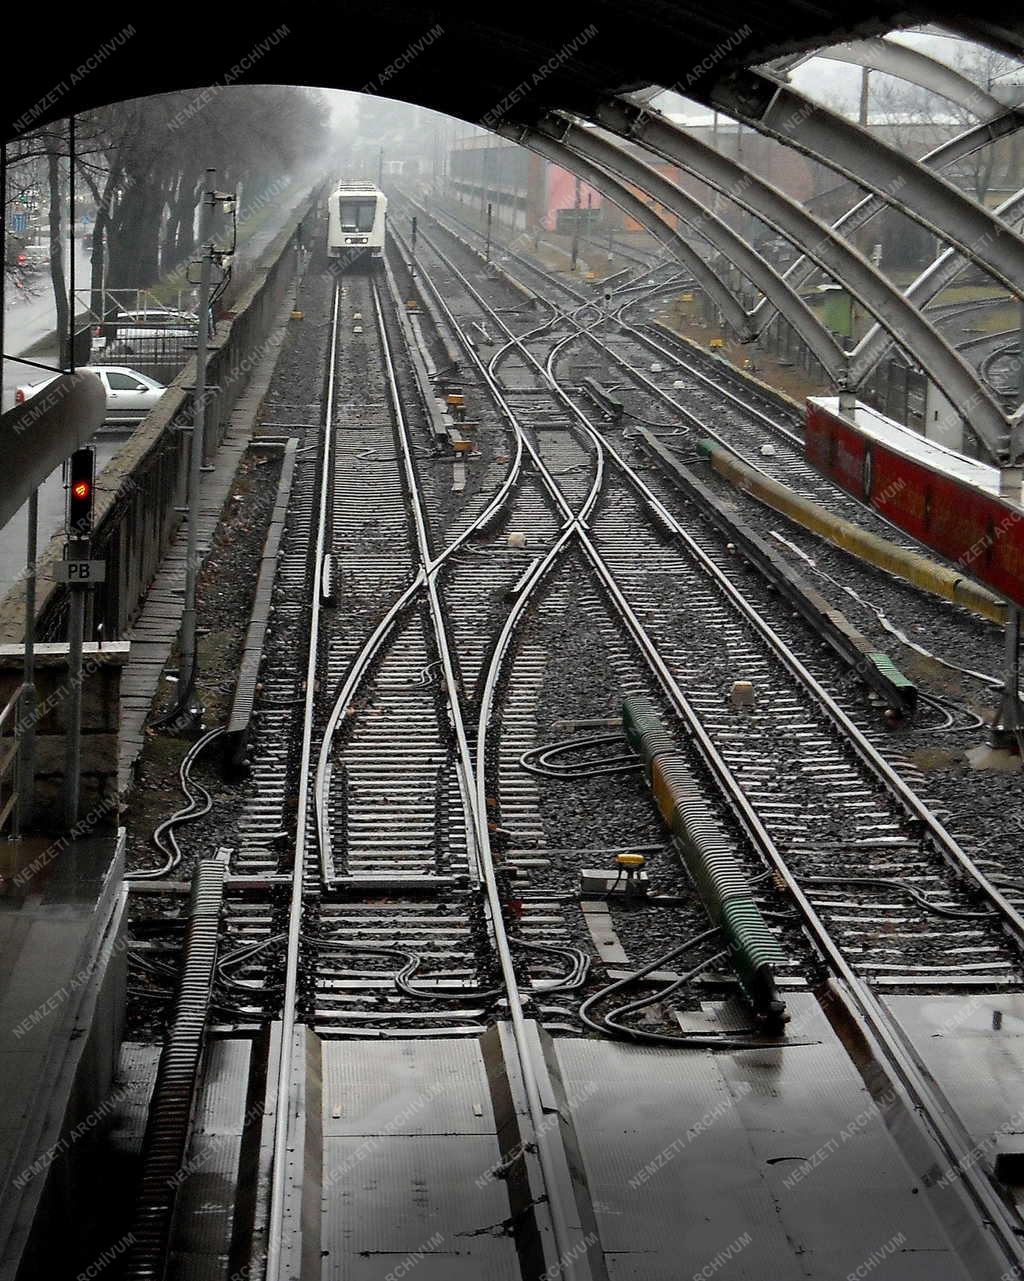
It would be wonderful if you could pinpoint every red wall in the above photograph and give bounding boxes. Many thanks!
[543,165,602,231]
[806,401,1024,609]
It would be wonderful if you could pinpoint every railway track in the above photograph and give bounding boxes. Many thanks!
[260,267,614,1280]
[125,200,1024,1281]
[378,212,1024,1271]
[404,216,1024,975]
[407,194,1013,711]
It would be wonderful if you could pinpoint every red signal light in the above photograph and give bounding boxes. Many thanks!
[68,448,95,538]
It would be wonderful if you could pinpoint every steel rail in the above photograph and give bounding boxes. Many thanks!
[503,258,1007,606]
[276,250,600,1281]
[587,296,1024,609]
[524,279,1024,949]
[404,224,1024,1275]
[313,578,424,884]
[959,326,1020,354]
[410,192,798,447]
[265,282,342,1280]
[269,270,535,1277]
[419,200,1008,643]
[311,272,528,882]
[376,250,601,1281]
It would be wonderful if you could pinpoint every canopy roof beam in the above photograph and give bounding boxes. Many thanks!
[705,69,1024,300]
[587,97,1017,463]
[750,109,1024,321]
[791,36,1005,116]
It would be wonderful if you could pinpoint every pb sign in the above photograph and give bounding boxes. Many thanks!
[54,560,107,584]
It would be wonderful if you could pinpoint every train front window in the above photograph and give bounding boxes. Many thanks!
[339,200,376,232]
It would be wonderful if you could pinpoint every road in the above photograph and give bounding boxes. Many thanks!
[2,240,93,411]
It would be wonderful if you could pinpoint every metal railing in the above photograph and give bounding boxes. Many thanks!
[0,682,29,838]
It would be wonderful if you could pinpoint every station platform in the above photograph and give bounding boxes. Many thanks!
[149,997,1016,1280]
[812,395,1022,508]
[806,396,1024,611]
[0,832,127,1281]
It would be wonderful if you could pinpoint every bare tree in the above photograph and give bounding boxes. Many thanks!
[7,85,332,340]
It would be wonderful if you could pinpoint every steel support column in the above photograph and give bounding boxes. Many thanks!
[587,98,1016,463]
[519,118,848,383]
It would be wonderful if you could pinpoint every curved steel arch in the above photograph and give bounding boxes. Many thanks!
[942,19,1024,63]
[587,98,1016,462]
[792,36,1004,116]
[515,118,849,383]
[705,69,1024,300]
[490,125,754,340]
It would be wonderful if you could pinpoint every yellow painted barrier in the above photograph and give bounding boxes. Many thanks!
[698,440,1006,624]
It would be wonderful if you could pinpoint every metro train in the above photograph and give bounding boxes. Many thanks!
[326,181,387,268]
[806,396,1024,610]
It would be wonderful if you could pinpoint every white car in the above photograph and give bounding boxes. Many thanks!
[15,366,166,424]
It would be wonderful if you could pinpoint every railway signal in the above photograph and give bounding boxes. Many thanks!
[68,446,95,536]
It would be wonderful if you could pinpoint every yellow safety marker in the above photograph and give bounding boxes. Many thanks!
[616,853,646,869]
[699,439,1006,624]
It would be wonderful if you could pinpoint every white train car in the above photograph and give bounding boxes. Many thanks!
[327,181,387,267]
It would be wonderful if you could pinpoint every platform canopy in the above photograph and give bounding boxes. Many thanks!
[3,2,1024,140]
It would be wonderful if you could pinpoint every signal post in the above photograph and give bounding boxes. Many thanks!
[62,446,99,828]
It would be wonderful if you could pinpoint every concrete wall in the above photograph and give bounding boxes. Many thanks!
[0,184,324,648]
[0,837,128,1281]
[0,642,128,831]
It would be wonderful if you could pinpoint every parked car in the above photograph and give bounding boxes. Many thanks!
[93,307,199,354]
[15,366,166,424]
[14,243,49,272]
